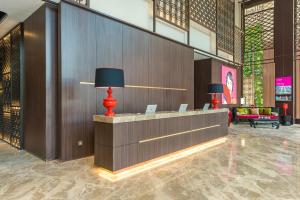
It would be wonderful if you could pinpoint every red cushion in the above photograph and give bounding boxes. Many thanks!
[237,114,279,120]
[238,114,259,119]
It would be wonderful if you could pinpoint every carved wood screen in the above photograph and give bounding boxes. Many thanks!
[296,0,300,60]
[244,1,274,53]
[190,0,216,31]
[217,0,235,54]
[234,26,244,64]
[0,25,22,149]
[155,0,189,31]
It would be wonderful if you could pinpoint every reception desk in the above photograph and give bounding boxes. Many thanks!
[93,109,228,173]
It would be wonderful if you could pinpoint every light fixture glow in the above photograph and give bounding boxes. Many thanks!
[96,137,227,182]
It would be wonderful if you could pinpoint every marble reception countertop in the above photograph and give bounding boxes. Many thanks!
[93,108,228,124]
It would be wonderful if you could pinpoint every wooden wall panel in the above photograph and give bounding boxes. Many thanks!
[148,35,171,111]
[169,42,184,111]
[263,49,275,107]
[182,45,195,110]
[194,59,212,109]
[194,58,241,109]
[24,6,46,159]
[59,2,96,160]
[274,0,294,117]
[95,16,123,115]
[123,26,149,113]
[45,6,58,159]
[59,1,194,161]
[24,4,57,160]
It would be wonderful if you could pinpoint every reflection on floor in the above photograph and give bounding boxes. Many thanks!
[1,125,300,200]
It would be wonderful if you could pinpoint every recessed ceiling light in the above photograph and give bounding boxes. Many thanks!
[0,11,8,24]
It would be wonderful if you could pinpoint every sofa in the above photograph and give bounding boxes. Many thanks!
[232,107,279,124]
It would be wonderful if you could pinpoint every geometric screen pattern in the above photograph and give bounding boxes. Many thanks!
[155,0,189,31]
[190,0,216,31]
[217,0,235,54]
[244,1,274,53]
[234,26,244,64]
[0,25,22,149]
[296,0,300,55]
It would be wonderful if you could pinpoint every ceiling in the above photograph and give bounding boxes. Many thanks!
[0,0,45,38]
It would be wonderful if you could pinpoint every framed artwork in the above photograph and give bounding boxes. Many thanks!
[222,65,237,104]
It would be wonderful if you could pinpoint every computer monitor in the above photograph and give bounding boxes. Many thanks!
[178,104,188,112]
[145,104,157,114]
[203,103,210,111]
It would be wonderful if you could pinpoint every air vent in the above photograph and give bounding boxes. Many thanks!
[0,11,8,24]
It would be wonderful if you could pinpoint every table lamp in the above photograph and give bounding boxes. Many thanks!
[95,68,124,117]
[208,83,224,109]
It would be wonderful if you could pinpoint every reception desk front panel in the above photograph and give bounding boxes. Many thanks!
[94,109,228,172]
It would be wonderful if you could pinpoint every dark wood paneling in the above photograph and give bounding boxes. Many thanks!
[194,59,212,109]
[194,58,241,109]
[24,5,46,160]
[45,5,58,160]
[274,0,294,117]
[148,35,171,111]
[183,47,195,109]
[95,15,123,115]
[59,2,194,161]
[24,5,57,160]
[263,49,275,107]
[59,2,96,160]
[123,26,149,113]
[94,111,228,171]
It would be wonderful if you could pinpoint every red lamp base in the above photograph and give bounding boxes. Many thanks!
[211,93,219,110]
[103,87,117,117]
[282,103,288,116]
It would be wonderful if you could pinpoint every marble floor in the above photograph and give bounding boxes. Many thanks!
[1,125,300,200]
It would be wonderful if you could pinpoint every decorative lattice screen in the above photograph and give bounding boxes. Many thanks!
[190,0,216,31]
[217,0,235,54]
[296,0,300,57]
[155,0,189,31]
[0,25,22,149]
[234,26,244,64]
[244,1,274,53]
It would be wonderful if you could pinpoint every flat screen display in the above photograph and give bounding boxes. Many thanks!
[275,76,292,95]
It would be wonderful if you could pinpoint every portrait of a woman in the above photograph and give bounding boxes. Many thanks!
[222,66,237,104]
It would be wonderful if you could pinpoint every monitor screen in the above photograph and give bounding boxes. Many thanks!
[275,76,292,95]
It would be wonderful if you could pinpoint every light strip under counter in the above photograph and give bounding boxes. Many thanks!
[95,137,227,182]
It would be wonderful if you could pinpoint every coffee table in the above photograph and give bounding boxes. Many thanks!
[249,116,280,129]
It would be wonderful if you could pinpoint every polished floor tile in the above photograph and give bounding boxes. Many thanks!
[0,125,300,200]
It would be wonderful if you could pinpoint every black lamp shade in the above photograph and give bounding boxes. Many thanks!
[208,83,223,94]
[95,68,124,88]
